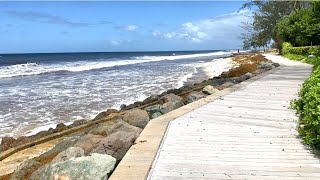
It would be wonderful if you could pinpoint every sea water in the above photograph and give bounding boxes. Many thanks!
[0,50,232,138]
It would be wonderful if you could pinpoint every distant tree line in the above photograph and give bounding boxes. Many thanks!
[241,1,320,52]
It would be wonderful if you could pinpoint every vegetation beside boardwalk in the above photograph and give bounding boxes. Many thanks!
[242,1,320,150]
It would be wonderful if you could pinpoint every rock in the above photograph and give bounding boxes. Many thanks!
[50,147,85,164]
[144,105,162,118]
[0,136,17,152]
[252,68,265,75]
[37,136,80,162]
[158,93,182,104]
[210,78,227,86]
[185,91,206,104]
[89,120,142,137]
[203,85,219,95]
[142,95,159,104]
[90,131,137,161]
[119,108,150,128]
[308,54,316,58]
[30,153,116,180]
[272,62,280,67]
[258,62,274,70]
[10,159,41,180]
[30,130,52,140]
[73,134,105,155]
[0,136,30,152]
[236,72,253,82]
[69,119,87,128]
[151,112,162,119]
[160,101,183,114]
[55,123,67,132]
[93,109,118,121]
[218,82,235,90]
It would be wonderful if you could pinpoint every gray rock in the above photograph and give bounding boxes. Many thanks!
[258,62,274,70]
[185,91,206,104]
[203,85,219,95]
[218,82,235,89]
[119,108,150,128]
[93,109,118,121]
[272,63,280,67]
[50,147,85,164]
[160,101,183,114]
[38,136,80,160]
[90,131,137,161]
[10,159,41,180]
[158,93,182,104]
[69,119,87,128]
[144,105,162,118]
[89,120,142,137]
[151,112,162,119]
[30,153,116,180]
[73,134,105,155]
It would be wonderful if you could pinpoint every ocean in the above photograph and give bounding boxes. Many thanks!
[0,50,233,138]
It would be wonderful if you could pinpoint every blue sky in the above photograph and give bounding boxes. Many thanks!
[0,1,251,53]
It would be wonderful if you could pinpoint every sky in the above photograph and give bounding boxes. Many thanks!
[0,1,251,53]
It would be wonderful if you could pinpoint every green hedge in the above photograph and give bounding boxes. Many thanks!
[292,65,320,149]
[282,42,320,56]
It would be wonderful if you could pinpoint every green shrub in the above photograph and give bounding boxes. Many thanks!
[282,42,293,55]
[282,42,320,56]
[293,65,320,149]
[308,46,320,56]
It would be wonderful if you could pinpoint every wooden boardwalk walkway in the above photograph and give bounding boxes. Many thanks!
[147,55,320,179]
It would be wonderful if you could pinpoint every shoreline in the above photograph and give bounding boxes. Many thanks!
[0,53,281,179]
[1,56,236,140]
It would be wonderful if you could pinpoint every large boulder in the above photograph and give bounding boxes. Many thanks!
[151,112,162,119]
[0,136,30,152]
[93,109,119,121]
[202,85,219,95]
[218,82,235,90]
[68,119,86,128]
[144,105,162,118]
[89,120,142,137]
[30,153,116,180]
[10,159,41,180]
[158,93,182,104]
[50,147,85,164]
[90,131,137,161]
[185,91,206,104]
[36,136,81,164]
[160,101,183,114]
[73,134,105,155]
[119,108,150,128]
[258,62,274,71]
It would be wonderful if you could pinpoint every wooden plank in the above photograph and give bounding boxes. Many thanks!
[148,55,317,179]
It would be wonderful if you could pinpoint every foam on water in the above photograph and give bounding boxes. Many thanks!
[0,51,234,139]
[0,51,231,78]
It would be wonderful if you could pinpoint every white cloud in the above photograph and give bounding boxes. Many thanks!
[154,10,251,44]
[152,30,161,37]
[110,40,121,46]
[126,25,139,31]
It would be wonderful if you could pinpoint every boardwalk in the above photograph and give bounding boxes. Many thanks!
[110,54,318,180]
[147,55,319,179]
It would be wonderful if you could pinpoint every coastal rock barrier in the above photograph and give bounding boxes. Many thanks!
[0,53,280,179]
